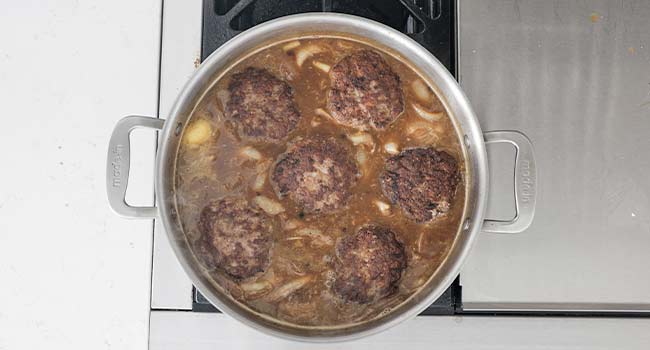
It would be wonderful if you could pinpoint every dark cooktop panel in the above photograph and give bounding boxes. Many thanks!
[202,0,455,73]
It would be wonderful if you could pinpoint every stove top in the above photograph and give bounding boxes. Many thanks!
[192,0,461,315]
[151,0,650,321]
[201,0,455,71]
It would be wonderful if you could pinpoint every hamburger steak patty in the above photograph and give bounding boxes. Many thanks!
[225,67,301,142]
[198,197,273,279]
[327,50,404,130]
[333,225,407,304]
[380,148,460,223]
[271,136,359,214]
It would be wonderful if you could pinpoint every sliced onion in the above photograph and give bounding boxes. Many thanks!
[415,232,445,258]
[283,219,302,231]
[239,146,262,161]
[356,148,367,166]
[416,231,425,254]
[252,161,270,190]
[254,196,285,215]
[374,200,391,216]
[252,173,266,191]
[265,276,312,302]
[275,256,307,277]
[289,228,334,246]
[295,45,325,67]
[336,40,353,50]
[315,108,332,120]
[347,132,374,147]
[411,79,433,102]
[412,103,443,122]
[312,60,331,73]
[383,142,399,154]
[240,280,273,299]
[407,121,441,145]
[282,40,301,52]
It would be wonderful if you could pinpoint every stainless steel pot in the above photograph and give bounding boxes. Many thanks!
[106,13,537,342]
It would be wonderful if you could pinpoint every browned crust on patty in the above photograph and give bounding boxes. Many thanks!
[380,147,460,223]
[271,136,359,215]
[327,50,404,130]
[225,67,301,142]
[198,197,273,279]
[333,225,407,304]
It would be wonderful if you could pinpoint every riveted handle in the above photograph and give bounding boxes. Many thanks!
[106,116,164,218]
[482,131,537,233]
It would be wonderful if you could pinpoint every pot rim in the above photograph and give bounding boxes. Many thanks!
[155,12,488,342]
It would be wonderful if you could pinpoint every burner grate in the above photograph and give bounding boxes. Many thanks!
[202,0,455,72]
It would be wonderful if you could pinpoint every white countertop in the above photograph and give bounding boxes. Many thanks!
[0,1,160,349]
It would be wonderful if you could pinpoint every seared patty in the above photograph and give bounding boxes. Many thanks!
[225,67,301,142]
[271,136,359,214]
[198,197,273,279]
[380,148,460,223]
[333,225,407,304]
[327,50,404,130]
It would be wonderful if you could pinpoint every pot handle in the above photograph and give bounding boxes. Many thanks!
[482,131,537,233]
[106,116,165,218]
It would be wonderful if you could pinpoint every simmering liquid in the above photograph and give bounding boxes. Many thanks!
[174,36,466,328]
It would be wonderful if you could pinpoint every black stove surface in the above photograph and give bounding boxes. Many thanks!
[202,0,455,72]
[194,0,460,315]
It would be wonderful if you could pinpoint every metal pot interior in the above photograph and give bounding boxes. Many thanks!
[155,13,487,341]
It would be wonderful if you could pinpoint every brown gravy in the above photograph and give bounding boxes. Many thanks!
[174,36,466,327]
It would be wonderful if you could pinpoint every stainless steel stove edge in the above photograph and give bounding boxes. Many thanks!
[463,302,650,314]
